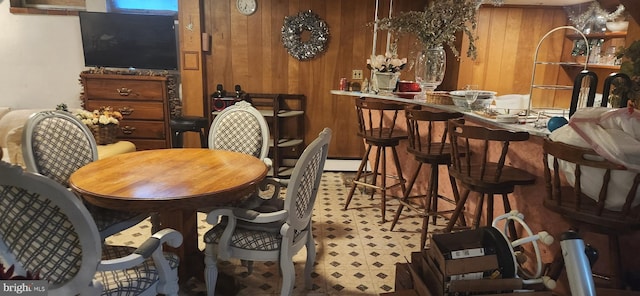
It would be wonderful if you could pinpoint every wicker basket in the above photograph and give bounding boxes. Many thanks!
[425,91,453,105]
[91,124,118,145]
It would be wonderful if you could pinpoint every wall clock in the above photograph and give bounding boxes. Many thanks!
[236,0,257,16]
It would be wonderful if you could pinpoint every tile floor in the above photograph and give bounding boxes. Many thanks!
[106,172,448,295]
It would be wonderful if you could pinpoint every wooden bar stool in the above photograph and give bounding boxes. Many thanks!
[390,106,463,249]
[444,118,536,239]
[542,138,640,289]
[344,97,407,223]
[170,116,209,148]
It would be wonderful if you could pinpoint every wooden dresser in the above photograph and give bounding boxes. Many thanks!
[80,73,179,150]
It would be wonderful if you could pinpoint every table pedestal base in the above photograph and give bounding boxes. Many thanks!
[159,209,205,284]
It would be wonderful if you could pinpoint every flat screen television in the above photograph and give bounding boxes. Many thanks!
[79,11,178,71]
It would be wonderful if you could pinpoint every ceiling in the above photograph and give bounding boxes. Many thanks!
[502,0,592,5]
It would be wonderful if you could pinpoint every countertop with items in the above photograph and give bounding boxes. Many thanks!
[330,90,565,137]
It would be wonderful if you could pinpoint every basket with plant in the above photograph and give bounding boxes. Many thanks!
[75,106,123,145]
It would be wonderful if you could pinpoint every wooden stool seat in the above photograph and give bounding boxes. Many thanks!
[390,107,464,249]
[344,97,407,223]
[444,118,536,240]
[170,116,209,148]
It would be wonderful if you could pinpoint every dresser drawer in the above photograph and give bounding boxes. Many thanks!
[128,139,169,150]
[84,79,166,101]
[118,120,166,139]
[85,100,165,120]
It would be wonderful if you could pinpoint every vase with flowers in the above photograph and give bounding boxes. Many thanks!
[74,106,123,145]
[376,0,504,95]
[367,48,407,93]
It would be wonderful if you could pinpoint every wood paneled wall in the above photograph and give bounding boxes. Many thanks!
[180,1,634,158]
[456,6,570,108]
[200,0,426,159]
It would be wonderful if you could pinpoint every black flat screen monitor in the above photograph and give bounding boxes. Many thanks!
[79,11,178,70]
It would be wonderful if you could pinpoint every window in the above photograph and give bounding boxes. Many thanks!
[10,0,177,16]
[107,0,177,15]
[21,0,84,9]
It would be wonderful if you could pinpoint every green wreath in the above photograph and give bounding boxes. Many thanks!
[281,10,330,61]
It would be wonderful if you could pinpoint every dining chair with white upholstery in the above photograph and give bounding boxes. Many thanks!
[207,100,278,209]
[0,160,183,296]
[203,128,331,296]
[208,100,271,168]
[21,110,148,239]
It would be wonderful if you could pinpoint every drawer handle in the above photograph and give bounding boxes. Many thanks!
[118,106,134,116]
[121,126,136,135]
[117,88,132,96]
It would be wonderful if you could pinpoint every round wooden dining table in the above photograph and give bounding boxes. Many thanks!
[69,148,269,283]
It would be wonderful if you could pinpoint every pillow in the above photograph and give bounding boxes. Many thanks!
[549,108,640,210]
[0,109,47,148]
[1,147,8,163]
[0,107,11,120]
[5,127,25,168]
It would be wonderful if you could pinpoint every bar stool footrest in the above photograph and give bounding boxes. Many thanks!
[353,180,405,191]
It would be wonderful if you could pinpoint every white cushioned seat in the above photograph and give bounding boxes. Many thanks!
[97,141,137,159]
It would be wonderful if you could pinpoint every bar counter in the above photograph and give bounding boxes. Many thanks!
[332,90,640,292]
[331,90,553,137]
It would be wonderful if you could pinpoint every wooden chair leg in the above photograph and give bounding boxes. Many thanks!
[421,185,434,250]
[391,163,422,231]
[445,188,471,232]
[502,194,518,242]
[545,249,565,282]
[487,193,494,226]
[380,147,387,223]
[609,234,623,289]
[370,145,383,200]
[391,146,407,194]
[345,144,373,210]
[449,175,467,227]
[430,165,439,226]
[473,193,485,229]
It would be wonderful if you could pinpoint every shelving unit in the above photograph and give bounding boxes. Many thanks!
[208,93,306,177]
[563,30,626,71]
[528,25,628,115]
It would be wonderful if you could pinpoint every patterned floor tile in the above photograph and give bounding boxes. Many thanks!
[323,268,377,295]
[107,172,429,296]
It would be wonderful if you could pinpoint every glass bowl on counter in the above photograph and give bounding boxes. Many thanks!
[450,90,496,111]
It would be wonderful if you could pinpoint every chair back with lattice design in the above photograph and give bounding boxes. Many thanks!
[283,128,331,234]
[22,111,98,187]
[0,161,102,295]
[22,111,147,239]
[208,101,270,160]
[1,160,182,296]
[542,138,640,232]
